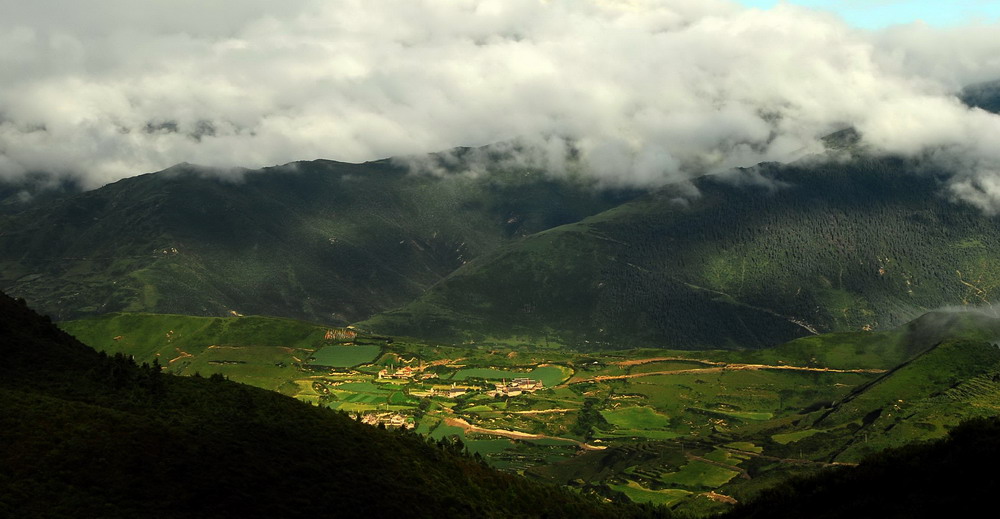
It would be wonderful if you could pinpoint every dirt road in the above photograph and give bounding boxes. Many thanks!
[573,363,885,384]
[443,417,605,450]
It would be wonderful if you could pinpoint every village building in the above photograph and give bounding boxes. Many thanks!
[447,383,467,398]
[377,364,416,379]
[359,412,415,429]
[324,328,358,341]
[426,383,472,398]
[489,377,544,397]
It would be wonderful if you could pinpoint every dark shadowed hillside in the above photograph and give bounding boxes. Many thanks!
[0,155,636,324]
[723,417,1000,519]
[0,291,662,518]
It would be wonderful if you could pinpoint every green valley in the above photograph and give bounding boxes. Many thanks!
[1,293,656,518]
[60,307,1000,514]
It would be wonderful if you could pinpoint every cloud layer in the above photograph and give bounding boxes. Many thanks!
[1,0,999,205]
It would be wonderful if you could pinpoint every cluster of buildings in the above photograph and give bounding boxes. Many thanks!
[488,378,544,397]
[359,412,416,429]
[423,378,545,399]
[353,374,546,431]
[377,364,440,381]
[378,364,416,379]
[324,327,358,341]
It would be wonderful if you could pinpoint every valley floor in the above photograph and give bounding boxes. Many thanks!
[59,311,1000,515]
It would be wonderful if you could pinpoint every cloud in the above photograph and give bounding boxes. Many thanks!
[0,1,999,202]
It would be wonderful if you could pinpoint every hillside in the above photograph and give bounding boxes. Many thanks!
[363,156,1000,349]
[0,154,635,324]
[0,291,661,518]
[789,333,1000,463]
[723,417,1000,518]
[58,312,356,392]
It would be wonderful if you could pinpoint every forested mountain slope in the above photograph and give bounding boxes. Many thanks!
[364,156,1000,349]
[0,155,635,324]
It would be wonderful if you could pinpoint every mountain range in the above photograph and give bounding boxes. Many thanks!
[7,149,1000,351]
[0,156,635,325]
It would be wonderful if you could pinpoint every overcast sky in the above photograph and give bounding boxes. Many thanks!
[1,0,1000,209]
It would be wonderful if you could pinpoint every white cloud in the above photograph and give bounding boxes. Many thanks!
[0,0,998,203]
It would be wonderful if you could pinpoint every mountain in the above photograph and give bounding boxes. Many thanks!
[0,173,83,214]
[961,79,1000,114]
[0,291,660,518]
[0,154,636,324]
[362,155,1000,349]
[8,138,1000,352]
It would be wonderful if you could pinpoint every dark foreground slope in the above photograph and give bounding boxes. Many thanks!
[0,292,660,518]
[364,156,1000,349]
[0,155,634,324]
[724,417,1000,519]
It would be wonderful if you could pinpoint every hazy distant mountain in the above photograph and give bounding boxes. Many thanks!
[363,156,1000,349]
[961,79,1000,114]
[0,155,636,324]
[0,173,83,214]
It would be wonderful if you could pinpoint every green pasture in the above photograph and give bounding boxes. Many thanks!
[61,312,334,354]
[724,442,763,454]
[310,345,381,367]
[772,429,824,445]
[465,438,515,456]
[595,429,682,440]
[602,406,670,430]
[703,448,750,465]
[609,481,691,506]
[429,423,467,441]
[691,407,773,421]
[659,460,740,489]
[336,381,381,392]
[171,346,302,389]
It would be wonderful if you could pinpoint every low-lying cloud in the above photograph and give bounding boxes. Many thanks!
[1,0,999,206]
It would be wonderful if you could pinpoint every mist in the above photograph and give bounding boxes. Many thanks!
[1,0,999,206]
